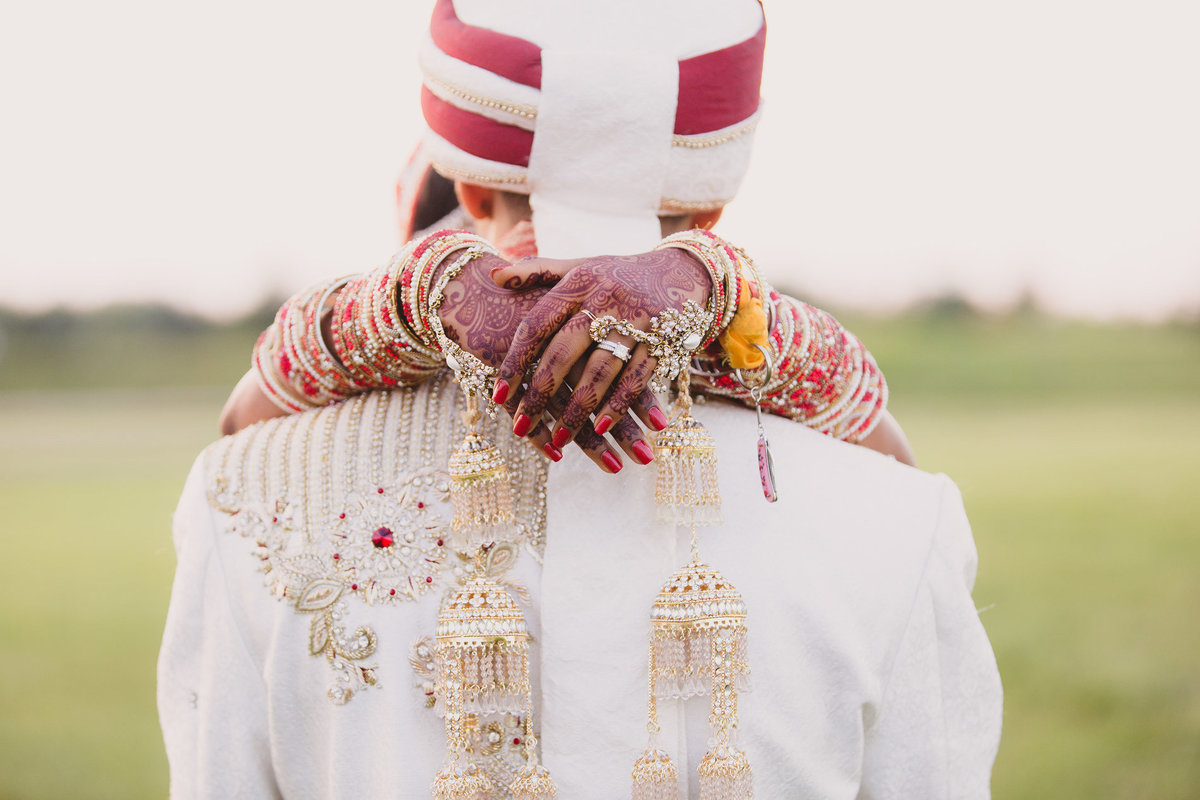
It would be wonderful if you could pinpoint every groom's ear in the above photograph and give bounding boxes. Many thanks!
[691,208,723,230]
[455,181,495,220]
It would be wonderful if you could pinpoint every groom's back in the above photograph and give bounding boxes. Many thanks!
[159,379,1000,799]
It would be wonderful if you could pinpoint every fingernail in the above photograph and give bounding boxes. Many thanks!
[594,415,613,435]
[492,379,509,405]
[632,440,655,465]
[647,407,669,431]
[552,427,571,449]
[513,414,532,437]
[543,443,563,462]
[601,450,623,473]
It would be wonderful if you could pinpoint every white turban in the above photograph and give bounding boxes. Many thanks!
[419,0,766,258]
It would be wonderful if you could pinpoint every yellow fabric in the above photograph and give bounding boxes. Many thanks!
[718,280,769,369]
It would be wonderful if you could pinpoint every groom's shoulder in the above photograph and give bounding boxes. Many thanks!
[701,399,973,612]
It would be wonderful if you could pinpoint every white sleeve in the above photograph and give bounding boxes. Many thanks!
[157,456,281,800]
[858,476,1003,799]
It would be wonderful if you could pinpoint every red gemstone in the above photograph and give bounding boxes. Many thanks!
[389,589,396,596]
[436,539,444,547]
[425,576,433,583]
[333,553,340,560]
[339,513,346,520]
[512,738,521,746]
[372,526,395,548]
[351,583,358,590]
[417,502,424,509]
[377,487,384,494]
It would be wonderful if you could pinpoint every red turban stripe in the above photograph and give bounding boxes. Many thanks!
[429,0,543,89]
[421,87,534,167]
[674,23,766,136]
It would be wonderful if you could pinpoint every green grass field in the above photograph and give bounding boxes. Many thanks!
[1,315,1198,798]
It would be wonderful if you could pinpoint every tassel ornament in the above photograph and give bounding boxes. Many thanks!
[698,747,753,800]
[631,646,681,800]
[509,756,557,799]
[631,742,680,800]
[652,372,722,526]
[448,426,515,551]
[632,557,753,799]
[635,367,754,798]
[649,559,750,701]
[651,557,753,800]
[432,555,557,798]
[431,762,494,800]
[429,246,517,552]
[435,567,531,717]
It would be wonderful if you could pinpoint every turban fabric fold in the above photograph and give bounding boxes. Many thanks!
[419,0,766,257]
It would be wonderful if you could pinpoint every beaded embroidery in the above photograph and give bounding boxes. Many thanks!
[205,373,548,704]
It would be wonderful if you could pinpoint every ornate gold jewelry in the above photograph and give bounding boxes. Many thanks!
[431,552,557,798]
[635,366,753,798]
[651,372,722,526]
[447,428,516,551]
[587,300,713,392]
[429,237,556,795]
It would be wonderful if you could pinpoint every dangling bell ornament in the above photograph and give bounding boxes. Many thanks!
[432,560,556,799]
[448,428,515,551]
[652,372,722,526]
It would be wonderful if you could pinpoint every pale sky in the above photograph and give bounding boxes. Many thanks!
[2,0,1198,321]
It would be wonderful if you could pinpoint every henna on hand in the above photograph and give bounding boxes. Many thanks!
[436,254,546,369]
[496,249,711,433]
[436,251,651,471]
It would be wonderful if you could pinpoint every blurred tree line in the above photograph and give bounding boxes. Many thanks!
[0,294,1196,399]
[0,298,282,391]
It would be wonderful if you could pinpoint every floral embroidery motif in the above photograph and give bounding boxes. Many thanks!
[204,380,548,706]
[326,468,451,604]
[297,579,379,704]
[212,468,451,702]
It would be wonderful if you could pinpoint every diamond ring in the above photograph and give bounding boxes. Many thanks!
[595,339,632,362]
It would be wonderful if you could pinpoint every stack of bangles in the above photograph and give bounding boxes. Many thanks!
[656,229,886,442]
[252,227,886,443]
[690,291,887,442]
[253,230,496,413]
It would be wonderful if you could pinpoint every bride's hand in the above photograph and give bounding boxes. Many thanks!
[487,250,711,459]
[435,254,656,472]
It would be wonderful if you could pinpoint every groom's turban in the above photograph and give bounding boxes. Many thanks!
[418,0,766,258]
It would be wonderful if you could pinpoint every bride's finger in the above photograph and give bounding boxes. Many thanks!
[550,331,638,443]
[593,346,660,433]
[629,386,670,433]
[510,312,595,436]
[492,288,579,405]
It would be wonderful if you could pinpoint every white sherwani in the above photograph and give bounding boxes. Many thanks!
[159,377,1001,799]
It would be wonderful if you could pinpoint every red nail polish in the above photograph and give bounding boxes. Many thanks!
[552,427,571,449]
[543,443,563,462]
[601,450,622,473]
[647,407,669,431]
[492,379,509,405]
[632,440,654,465]
[594,415,613,435]
[513,414,532,437]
